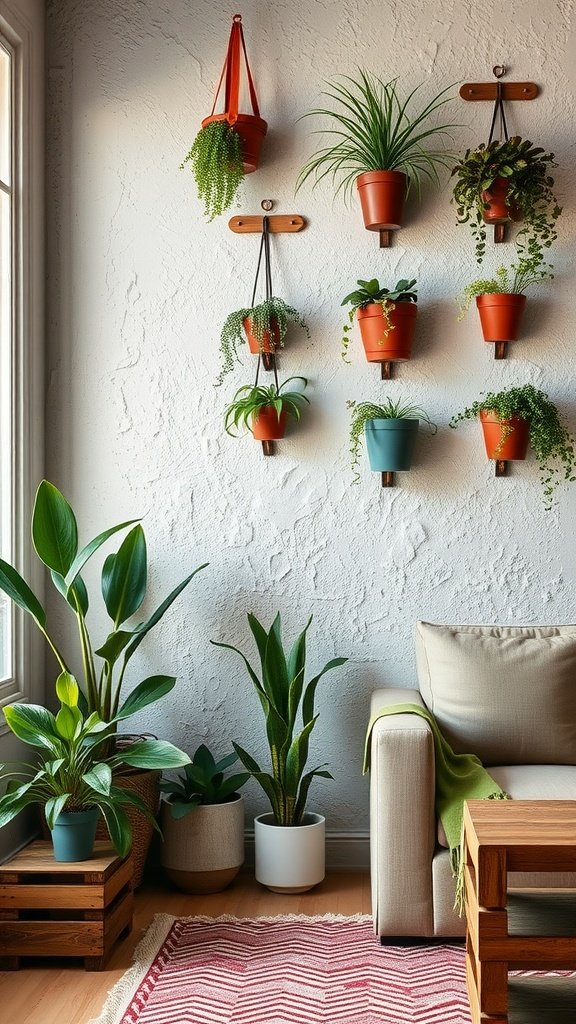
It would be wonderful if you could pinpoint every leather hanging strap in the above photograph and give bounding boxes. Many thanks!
[252,217,278,389]
[210,14,261,125]
[488,80,509,144]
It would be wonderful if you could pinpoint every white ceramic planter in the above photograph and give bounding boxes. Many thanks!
[254,812,325,893]
[161,794,245,893]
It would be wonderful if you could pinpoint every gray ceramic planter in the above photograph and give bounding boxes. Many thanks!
[160,794,245,894]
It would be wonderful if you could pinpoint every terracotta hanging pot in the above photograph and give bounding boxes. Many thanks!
[201,112,267,174]
[243,316,280,355]
[480,410,530,461]
[476,293,527,343]
[356,171,407,231]
[357,302,417,362]
[481,176,521,225]
[251,407,287,441]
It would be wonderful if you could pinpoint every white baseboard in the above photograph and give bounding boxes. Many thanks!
[244,830,370,872]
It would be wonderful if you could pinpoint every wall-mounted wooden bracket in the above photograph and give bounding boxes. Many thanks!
[382,472,395,487]
[379,230,393,248]
[495,459,508,476]
[494,223,506,244]
[229,214,306,234]
[460,82,539,102]
[380,361,393,380]
[494,341,507,360]
[262,440,275,456]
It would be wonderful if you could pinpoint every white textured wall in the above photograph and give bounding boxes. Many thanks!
[46,0,576,839]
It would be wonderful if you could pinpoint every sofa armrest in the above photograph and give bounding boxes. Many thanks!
[369,687,436,937]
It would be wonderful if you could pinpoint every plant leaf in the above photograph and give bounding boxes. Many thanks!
[115,739,191,769]
[0,559,46,626]
[114,675,176,721]
[101,525,147,628]
[32,481,78,576]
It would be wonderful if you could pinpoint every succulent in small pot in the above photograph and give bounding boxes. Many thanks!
[217,297,310,384]
[297,70,457,232]
[457,258,552,344]
[348,398,436,481]
[450,384,576,509]
[451,136,561,264]
[341,278,417,363]
[224,378,309,442]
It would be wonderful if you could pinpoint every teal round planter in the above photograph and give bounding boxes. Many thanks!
[50,807,99,862]
[365,418,419,472]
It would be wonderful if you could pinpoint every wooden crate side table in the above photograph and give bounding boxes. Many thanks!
[0,840,134,970]
[463,799,576,1023]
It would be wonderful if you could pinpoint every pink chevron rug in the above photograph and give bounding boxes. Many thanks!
[89,914,471,1024]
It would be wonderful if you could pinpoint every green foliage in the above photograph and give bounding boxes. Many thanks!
[451,136,561,264]
[348,398,436,481]
[0,672,191,857]
[217,297,310,386]
[449,384,576,509]
[224,378,310,436]
[161,744,249,818]
[340,278,417,362]
[297,70,457,203]
[0,481,208,738]
[181,121,244,221]
[211,613,347,826]
[457,258,553,319]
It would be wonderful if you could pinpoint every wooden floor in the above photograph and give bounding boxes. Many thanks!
[0,869,371,1024]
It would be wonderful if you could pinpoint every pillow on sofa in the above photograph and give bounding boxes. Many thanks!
[415,622,576,765]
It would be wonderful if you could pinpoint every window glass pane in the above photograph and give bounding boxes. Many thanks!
[0,42,10,186]
[0,174,12,683]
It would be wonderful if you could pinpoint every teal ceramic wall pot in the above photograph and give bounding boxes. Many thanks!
[365,418,419,472]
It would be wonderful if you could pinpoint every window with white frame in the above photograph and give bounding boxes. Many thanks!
[0,34,14,699]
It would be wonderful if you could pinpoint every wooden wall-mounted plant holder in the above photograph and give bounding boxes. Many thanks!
[262,440,275,456]
[381,472,395,487]
[495,459,508,477]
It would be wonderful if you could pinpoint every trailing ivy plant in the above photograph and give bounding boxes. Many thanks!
[457,258,553,320]
[181,121,244,222]
[348,397,436,482]
[451,136,561,264]
[341,278,417,362]
[217,297,310,385]
[450,384,576,509]
[224,378,309,436]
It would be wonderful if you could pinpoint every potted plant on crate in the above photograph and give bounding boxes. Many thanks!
[224,378,309,442]
[0,480,208,883]
[457,258,552,345]
[218,297,310,383]
[451,136,561,263]
[160,744,249,894]
[297,70,456,233]
[0,671,190,862]
[341,278,418,363]
[211,613,347,893]
[450,384,576,508]
[348,398,436,482]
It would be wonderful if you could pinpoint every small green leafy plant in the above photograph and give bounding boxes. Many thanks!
[450,384,576,509]
[348,398,436,481]
[217,297,310,385]
[341,278,417,362]
[211,613,347,826]
[0,672,190,856]
[161,744,249,819]
[457,258,553,319]
[297,70,457,202]
[451,136,561,264]
[181,121,244,221]
[224,378,309,436]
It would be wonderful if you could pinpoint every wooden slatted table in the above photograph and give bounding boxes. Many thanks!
[0,840,133,970]
[463,800,576,1022]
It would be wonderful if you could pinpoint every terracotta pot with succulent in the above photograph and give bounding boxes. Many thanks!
[224,378,309,442]
[211,613,347,893]
[217,298,310,384]
[180,15,267,221]
[160,744,249,894]
[341,278,418,363]
[348,398,437,481]
[0,481,207,883]
[458,258,552,346]
[451,136,561,263]
[297,70,456,235]
[450,384,576,509]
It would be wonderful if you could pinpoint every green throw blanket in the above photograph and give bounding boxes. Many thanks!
[363,703,509,914]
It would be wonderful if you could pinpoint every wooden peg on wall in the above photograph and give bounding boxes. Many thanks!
[495,460,508,477]
[381,361,393,380]
[494,341,507,360]
[262,441,275,456]
[382,472,395,487]
[379,230,393,248]
[494,224,506,244]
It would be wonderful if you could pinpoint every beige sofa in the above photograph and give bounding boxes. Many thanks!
[369,622,576,941]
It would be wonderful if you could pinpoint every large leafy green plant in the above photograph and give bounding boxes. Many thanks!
[0,481,208,733]
[161,744,249,819]
[296,70,456,202]
[181,121,244,221]
[457,258,552,320]
[211,613,347,826]
[224,378,309,436]
[217,297,309,385]
[0,672,190,856]
[450,384,576,509]
[348,398,436,481]
[341,277,417,361]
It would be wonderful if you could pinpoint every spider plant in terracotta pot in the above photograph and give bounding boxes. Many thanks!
[224,378,309,442]
[341,278,417,363]
[211,612,347,893]
[348,398,436,482]
[451,136,561,263]
[217,298,310,384]
[297,70,457,233]
[457,258,552,346]
[450,384,576,509]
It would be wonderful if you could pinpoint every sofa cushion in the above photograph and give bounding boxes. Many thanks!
[416,622,576,766]
[437,764,576,847]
